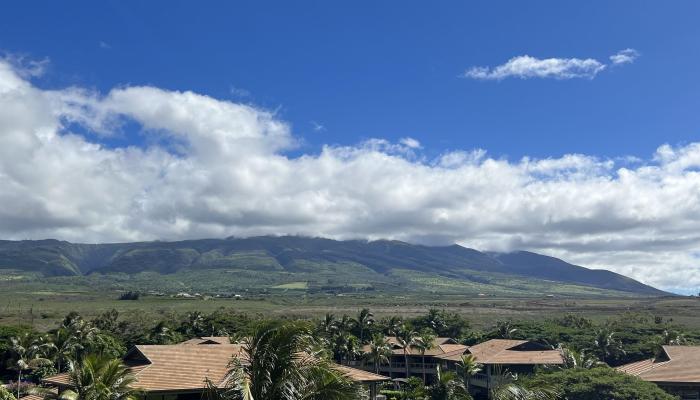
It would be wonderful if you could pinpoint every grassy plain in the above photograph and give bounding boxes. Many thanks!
[2,279,699,332]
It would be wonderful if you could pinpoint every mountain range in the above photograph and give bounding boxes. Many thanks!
[0,236,665,296]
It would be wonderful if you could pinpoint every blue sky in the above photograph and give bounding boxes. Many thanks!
[2,0,699,159]
[1,1,700,292]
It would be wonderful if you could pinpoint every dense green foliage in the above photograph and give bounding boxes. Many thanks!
[61,354,140,400]
[0,385,17,400]
[524,367,677,400]
[210,321,359,400]
[2,306,698,399]
[0,236,664,295]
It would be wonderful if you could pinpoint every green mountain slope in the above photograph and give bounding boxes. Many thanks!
[0,236,666,296]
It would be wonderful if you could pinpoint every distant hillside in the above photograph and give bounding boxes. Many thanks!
[0,236,666,296]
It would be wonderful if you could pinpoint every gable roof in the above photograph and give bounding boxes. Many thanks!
[45,343,388,393]
[179,336,232,345]
[436,339,564,365]
[129,344,245,391]
[617,345,700,383]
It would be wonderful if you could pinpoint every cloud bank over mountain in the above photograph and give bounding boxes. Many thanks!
[0,59,698,292]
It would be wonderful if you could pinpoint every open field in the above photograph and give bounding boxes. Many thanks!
[2,264,697,332]
[2,285,700,332]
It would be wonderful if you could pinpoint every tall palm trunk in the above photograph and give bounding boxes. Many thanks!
[422,354,426,383]
[17,369,22,399]
[404,349,410,378]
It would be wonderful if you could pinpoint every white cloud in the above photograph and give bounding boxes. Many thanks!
[464,49,639,81]
[464,55,606,80]
[0,53,49,78]
[1,59,699,292]
[229,85,250,98]
[399,137,421,149]
[610,48,640,65]
[310,120,325,132]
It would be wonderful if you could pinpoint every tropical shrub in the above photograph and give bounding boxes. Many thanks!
[524,367,677,400]
[0,385,17,400]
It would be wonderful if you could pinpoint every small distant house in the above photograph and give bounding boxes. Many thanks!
[617,345,700,400]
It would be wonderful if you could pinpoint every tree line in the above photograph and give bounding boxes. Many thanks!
[1,308,695,400]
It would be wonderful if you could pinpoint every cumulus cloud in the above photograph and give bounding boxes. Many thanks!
[610,48,640,65]
[0,59,698,292]
[464,49,638,80]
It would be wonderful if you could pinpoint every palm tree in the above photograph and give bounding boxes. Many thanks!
[337,315,356,336]
[150,321,181,345]
[559,347,604,369]
[494,321,518,339]
[319,313,338,337]
[184,311,206,336]
[490,382,558,400]
[59,354,140,400]
[64,318,99,361]
[646,329,686,358]
[342,335,361,366]
[48,328,77,372]
[210,321,358,400]
[590,328,625,364]
[416,331,436,383]
[363,334,392,374]
[425,309,447,335]
[333,331,360,365]
[456,354,481,389]
[385,316,403,336]
[396,328,419,379]
[660,329,686,345]
[353,308,374,344]
[9,334,51,399]
[489,369,557,400]
[427,365,471,400]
